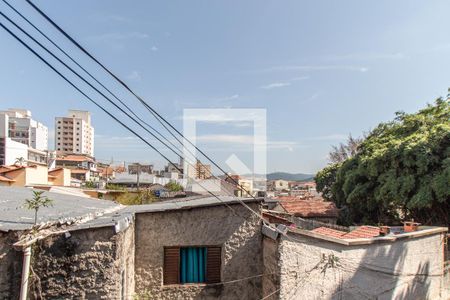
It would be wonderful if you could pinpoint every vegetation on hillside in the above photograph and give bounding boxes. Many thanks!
[315,99,450,226]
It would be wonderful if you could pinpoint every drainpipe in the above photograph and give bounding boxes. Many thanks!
[19,246,32,300]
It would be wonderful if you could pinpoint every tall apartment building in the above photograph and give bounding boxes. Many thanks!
[184,159,212,180]
[0,109,49,165]
[55,110,94,157]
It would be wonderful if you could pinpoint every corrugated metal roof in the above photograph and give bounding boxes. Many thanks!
[0,187,120,232]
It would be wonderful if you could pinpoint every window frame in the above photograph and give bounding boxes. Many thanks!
[163,245,222,286]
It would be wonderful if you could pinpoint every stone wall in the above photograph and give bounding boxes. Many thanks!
[271,231,446,300]
[134,202,263,299]
[30,223,135,300]
[0,231,23,300]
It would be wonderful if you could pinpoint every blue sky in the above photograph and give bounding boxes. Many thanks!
[1,0,449,174]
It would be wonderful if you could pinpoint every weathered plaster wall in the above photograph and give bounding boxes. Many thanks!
[262,237,279,300]
[0,231,23,300]
[275,232,446,300]
[134,202,263,299]
[30,223,135,300]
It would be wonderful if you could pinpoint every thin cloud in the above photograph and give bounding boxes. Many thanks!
[307,134,348,141]
[214,94,239,102]
[264,65,368,73]
[151,46,158,51]
[261,82,291,89]
[324,52,407,61]
[93,14,131,23]
[261,75,309,90]
[196,134,305,151]
[88,32,149,41]
[127,70,142,81]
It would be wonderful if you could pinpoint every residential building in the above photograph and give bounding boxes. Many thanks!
[195,159,212,179]
[0,109,49,166]
[0,187,448,299]
[55,154,98,183]
[55,110,94,157]
[272,196,339,224]
[128,163,153,175]
[0,165,71,187]
[268,179,290,191]
[183,159,212,179]
[0,188,263,299]
[0,109,48,150]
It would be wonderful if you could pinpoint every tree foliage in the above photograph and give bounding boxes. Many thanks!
[165,181,183,192]
[328,134,364,163]
[315,99,450,226]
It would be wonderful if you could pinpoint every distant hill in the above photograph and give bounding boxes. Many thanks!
[266,172,314,182]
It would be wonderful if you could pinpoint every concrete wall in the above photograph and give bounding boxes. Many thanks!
[265,231,446,300]
[29,223,135,300]
[134,202,263,299]
[262,237,279,300]
[49,168,71,186]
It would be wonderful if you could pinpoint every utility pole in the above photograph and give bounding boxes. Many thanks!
[136,163,141,191]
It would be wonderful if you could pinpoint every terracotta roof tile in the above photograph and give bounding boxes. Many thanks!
[57,155,94,162]
[343,226,380,239]
[279,200,338,218]
[311,227,346,238]
[311,226,381,240]
[0,175,15,182]
[70,169,89,174]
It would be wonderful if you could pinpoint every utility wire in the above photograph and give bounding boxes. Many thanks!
[0,16,248,219]
[1,0,184,157]
[25,0,258,200]
[7,0,256,202]
[3,2,285,235]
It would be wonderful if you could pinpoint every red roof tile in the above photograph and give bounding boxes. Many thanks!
[57,155,94,162]
[0,175,15,182]
[342,226,380,239]
[311,227,346,238]
[311,226,381,240]
[279,200,339,218]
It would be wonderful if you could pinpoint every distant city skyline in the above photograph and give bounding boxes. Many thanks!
[1,1,450,173]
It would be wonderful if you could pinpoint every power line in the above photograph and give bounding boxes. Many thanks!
[5,0,259,203]
[0,16,248,219]
[2,2,288,236]
[24,0,259,200]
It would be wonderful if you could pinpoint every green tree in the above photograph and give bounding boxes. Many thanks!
[24,191,53,225]
[165,181,183,192]
[14,157,26,167]
[316,99,450,226]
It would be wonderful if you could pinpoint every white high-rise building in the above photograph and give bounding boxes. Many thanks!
[55,110,94,157]
[0,109,49,165]
[0,109,48,150]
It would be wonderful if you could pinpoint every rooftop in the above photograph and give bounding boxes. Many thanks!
[286,225,448,246]
[0,187,262,232]
[279,199,338,218]
[56,155,94,162]
[0,187,120,232]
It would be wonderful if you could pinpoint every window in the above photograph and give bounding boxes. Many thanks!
[163,246,221,285]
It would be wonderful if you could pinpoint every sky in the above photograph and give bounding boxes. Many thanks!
[1,0,450,174]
